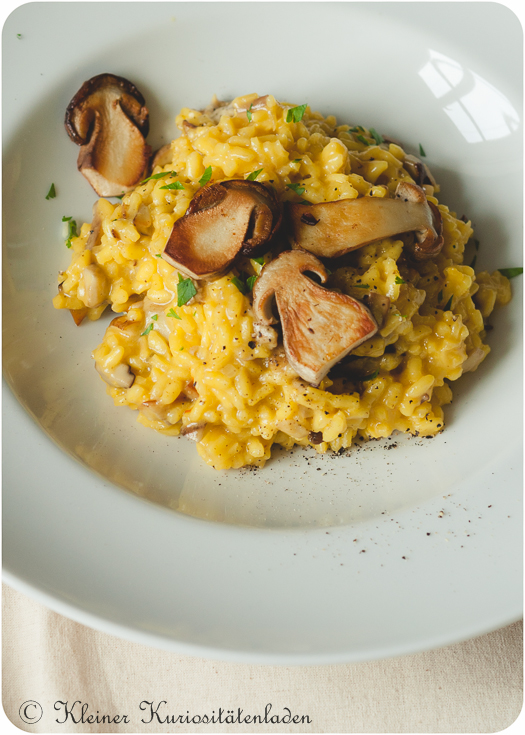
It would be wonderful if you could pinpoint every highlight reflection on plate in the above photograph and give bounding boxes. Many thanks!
[3,2,522,662]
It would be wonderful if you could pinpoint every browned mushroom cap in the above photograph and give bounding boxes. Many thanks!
[288,182,443,260]
[162,180,282,279]
[252,250,377,385]
[65,73,151,197]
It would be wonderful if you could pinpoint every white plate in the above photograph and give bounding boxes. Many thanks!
[3,2,522,663]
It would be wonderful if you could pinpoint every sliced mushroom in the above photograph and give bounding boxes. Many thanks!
[65,73,151,197]
[77,264,109,308]
[162,180,282,279]
[253,250,377,385]
[403,154,437,188]
[362,293,391,329]
[289,182,443,260]
[95,361,135,388]
[86,199,106,250]
[151,143,172,169]
[180,422,206,442]
[253,323,278,350]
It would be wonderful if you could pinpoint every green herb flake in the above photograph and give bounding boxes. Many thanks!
[231,276,249,295]
[151,314,158,321]
[419,143,426,157]
[287,183,306,196]
[498,267,523,279]
[362,369,379,381]
[369,128,383,145]
[246,275,258,291]
[252,256,266,265]
[167,308,181,319]
[160,181,185,191]
[356,134,370,146]
[246,168,263,181]
[155,253,162,258]
[65,219,78,248]
[115,193,125,200]
[45,183,56,200]
[286,104,307,123]
[179,346,184,351]
[443,295,453,311]
[199,166,212,186]
[17,34,22,39]
[354,283,370,289]
[293,158,302,163]
[246,103,253,122]
[177,274,197,306]
[395,276,406,284]
[140,171,176,184]
[141,323,154,337]
[350,126,364,133]
[62,215,72,222]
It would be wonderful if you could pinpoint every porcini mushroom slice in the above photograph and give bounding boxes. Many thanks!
[162,180,282,279]
[95,361,135,388]
[289,182,443,260]
[403,154,437,188]
[252,250,377,385]
[65,73,151,197]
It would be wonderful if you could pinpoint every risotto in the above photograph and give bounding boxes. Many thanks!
[53,92,511,470]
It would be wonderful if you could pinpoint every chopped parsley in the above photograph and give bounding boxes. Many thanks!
[155,253,162,257]
[232,272,257,294]
[293,158,302,163]
[177,273,197,306]
[17,34,22,39]
[179,346,184,351]
[252,256,266,265]
[286,104,307,123]
[362,369,379,381]
[141,171,177,184]
[354,283,370,289]
[167,308,181,319]
[64,218,78,248]
[246,103,253,122]
[395,276,406,284]
[443,295,453,311]
[287,183,306,196]
[45,183,56,200]
[231,276,249,294]
[160,181,185,190]
[369,128,383,145]
[141,323,154,337]
[349,126,364,133]
[246,168,263,181]
[498,267,523,278]
[356,134,370,146]
[419,143,427,157]
[151,314,158,321]
[199,166,212,186]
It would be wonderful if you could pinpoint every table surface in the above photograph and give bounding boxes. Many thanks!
[2,584,522,733]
